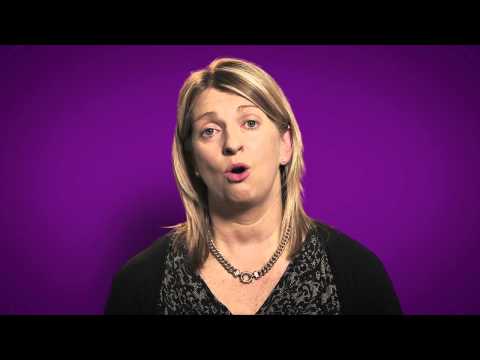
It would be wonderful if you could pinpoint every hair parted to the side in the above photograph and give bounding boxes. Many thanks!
[164,57,316,271]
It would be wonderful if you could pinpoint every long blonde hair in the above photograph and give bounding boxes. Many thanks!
[166,57,316,271]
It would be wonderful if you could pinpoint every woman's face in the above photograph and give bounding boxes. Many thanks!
[190,88,292,208]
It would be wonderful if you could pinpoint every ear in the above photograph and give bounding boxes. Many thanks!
[279,129,293,165]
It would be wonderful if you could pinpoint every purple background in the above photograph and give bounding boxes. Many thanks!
[1,45,479,315]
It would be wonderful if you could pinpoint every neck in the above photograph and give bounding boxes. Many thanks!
[207,178,283,259]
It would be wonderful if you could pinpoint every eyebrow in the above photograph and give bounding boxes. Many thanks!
[193,104,259,123]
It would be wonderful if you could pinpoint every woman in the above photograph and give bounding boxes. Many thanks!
[105,57,402,315]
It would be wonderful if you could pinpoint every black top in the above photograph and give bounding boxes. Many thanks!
[157,224,341,314]
[105,220,403,315]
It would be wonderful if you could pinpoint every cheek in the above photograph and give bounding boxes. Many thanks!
[192,146,219,173]
[192,143,209,165]
[253,136,280,162]
[252,140,281,181]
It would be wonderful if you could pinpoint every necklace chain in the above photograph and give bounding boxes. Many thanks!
[206,225,292,284]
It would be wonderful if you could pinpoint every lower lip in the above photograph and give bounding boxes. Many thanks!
[225,169,250,183]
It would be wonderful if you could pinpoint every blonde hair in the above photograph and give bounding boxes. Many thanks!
[165,57,316,271]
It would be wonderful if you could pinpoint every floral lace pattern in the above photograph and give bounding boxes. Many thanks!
[156,224,341,315]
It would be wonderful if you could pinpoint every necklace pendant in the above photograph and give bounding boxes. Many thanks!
[239,272,254,284]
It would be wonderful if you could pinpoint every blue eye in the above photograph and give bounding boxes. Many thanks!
[245,120,258,129]
[201,128,217,138]
[200,120,258,138]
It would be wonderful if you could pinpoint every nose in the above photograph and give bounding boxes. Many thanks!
[222,128,244,156]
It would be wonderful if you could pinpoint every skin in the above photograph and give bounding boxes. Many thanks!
[190,87,294,314]
[190,87,293,274]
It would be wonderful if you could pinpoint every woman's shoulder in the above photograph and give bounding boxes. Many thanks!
[104,230,175,314]
[312,219,402,314]
[313,220,384,269]
[119,230,175,276]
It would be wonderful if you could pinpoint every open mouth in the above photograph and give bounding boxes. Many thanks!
[231,166,247,174]
[225,165,250,182]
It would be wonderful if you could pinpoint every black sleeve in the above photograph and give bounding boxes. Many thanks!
[325,228,403,315]
[358,251,403,315]
[104,266,143,315]
[104,235,172,315]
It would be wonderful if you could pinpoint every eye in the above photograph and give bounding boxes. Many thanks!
[244,119,259,129]
[200,128,218,138]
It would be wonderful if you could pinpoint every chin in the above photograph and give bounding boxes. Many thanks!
[224,190,257,206]
[226,194,254,205]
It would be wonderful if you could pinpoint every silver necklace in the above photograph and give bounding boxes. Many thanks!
[206,225,291,284]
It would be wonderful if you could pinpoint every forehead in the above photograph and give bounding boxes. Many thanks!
[193,88,257,114]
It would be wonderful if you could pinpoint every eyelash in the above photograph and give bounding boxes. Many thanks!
[200,120,259,138]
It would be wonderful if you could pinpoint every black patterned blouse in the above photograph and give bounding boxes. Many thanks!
[156,226,342,315]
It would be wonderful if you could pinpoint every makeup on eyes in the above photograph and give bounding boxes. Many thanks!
[198,117,260,138]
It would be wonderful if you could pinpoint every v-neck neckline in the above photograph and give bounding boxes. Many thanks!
[195,259,295,315]
[181,224,320,315]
